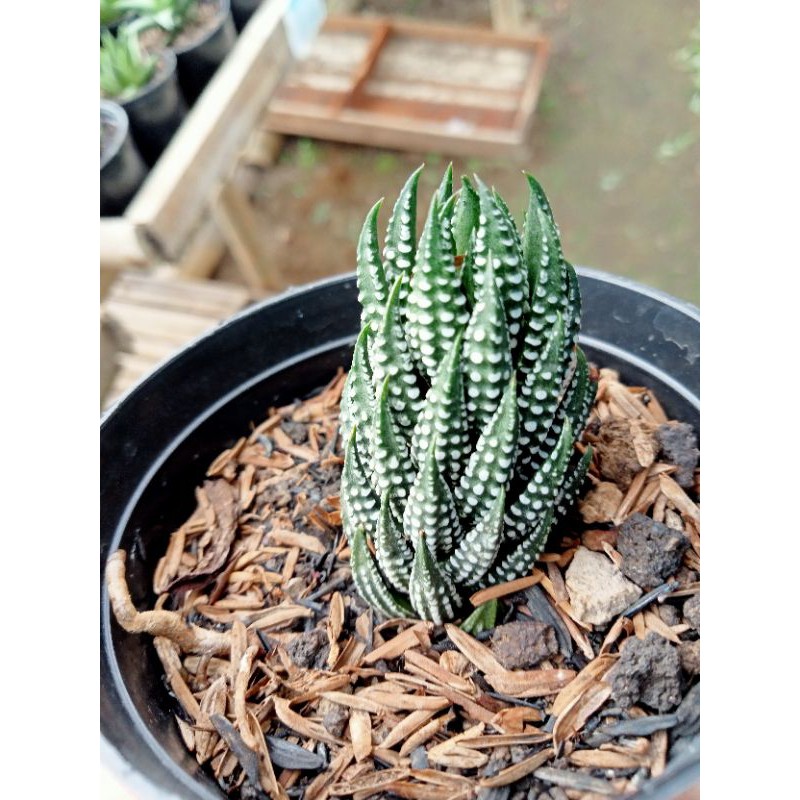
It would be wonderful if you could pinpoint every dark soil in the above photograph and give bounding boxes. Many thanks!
[139,0,225,54]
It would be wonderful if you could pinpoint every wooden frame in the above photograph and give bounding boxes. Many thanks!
[264,14,550,157]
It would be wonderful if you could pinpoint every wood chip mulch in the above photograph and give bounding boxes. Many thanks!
[107,366,700,800]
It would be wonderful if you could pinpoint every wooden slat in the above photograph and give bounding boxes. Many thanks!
[126,0,289,261]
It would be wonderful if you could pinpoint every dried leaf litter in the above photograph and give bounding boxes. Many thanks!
[107,366,700,799]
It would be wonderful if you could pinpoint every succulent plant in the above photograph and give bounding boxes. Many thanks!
[340,166,596,624]
[100,28,157,100]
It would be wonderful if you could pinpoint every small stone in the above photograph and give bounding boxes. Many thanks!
[490,621,558,669]
[410,746,429,770]
[658,603,681,627]
[579,482,624,524]
[609,632,682,712]
[595,419,659,489]
[285,627,327,668]
[617,513,690,590]
[320,698,350,738]
[565,547,642,626]
[679,640,700,676]
[657,422,699,488]
[683,593,700,632]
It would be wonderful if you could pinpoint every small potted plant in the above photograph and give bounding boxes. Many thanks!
[100,100,147,216]
[102,168,699,798]
[101,0,132,35]
[124,0,238,104]
[101,27,187,165]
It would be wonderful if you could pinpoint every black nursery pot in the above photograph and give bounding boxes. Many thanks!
[231,0,262,32]
[100,100,147,217]
[101,270,700,799]
[119,49,187,167]
[174,0,238,105]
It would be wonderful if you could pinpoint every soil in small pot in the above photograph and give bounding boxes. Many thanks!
[139,0,225,53]
[108,366,700,798]
[139,0,236,105]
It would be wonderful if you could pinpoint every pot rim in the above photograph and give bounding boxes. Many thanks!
[112,48,179,109]
[101,267,699,421]
[172,0,232,56]
[100,268,700,799]
[100,99,130,171]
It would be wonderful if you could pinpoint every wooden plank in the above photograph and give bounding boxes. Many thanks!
[265,105,524,157]
[126,0,290,261]
[103,300,223,341]
[339,21,392,111]
[112,272,250,316]
[490,0,523,33]
[100,218,152,270]
[212,182,284,294]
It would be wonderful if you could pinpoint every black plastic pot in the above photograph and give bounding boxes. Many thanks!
[101,270,700,799]
[174,0,238,105]
[117,49,188,167]
[231,0,262,32]
[100,100,147,217]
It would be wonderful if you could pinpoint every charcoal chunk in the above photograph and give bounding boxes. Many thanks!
[609,632,682,712]
[285,627,327,668]
[657,422,699,488]
[617,513,689,590]
[490,621,558,669]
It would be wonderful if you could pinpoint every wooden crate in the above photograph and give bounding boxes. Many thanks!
[264,15,550,157]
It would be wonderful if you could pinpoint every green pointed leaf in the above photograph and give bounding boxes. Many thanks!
[403,435,462,558]
[406,195,470,380]
[435,162,453,205]
[480,508,554,587]
[407,534,461,624]
[505,420,573,541]
[522,172,561,290]
[517,313,566,465]
[373,376,415,504]
[371,276,423,433]
[351,526,415,619]
[533,347,595,463]
[411,330,470,479]
[522,174,573,359]
[556,446,593,519]
[355,199,388,334]
[455,376,518,524]
[341,428,380,541]
[452,176,479,256]
[446,486,505,585]
[383,165,423,285]
[375,490,414,593]
[460,599,498,635]
[471,177,528,347]
[461,231,477,306]
[340,326,374,447]
[462,257,513,431]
